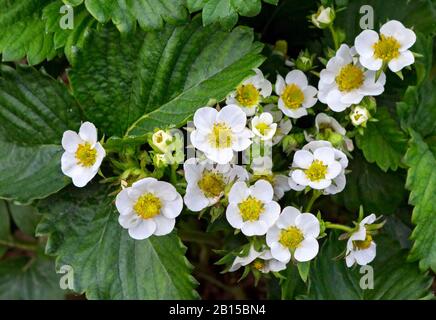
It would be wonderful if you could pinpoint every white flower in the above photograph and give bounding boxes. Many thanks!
[61,122,106,188]
[350,106,370,127]
[266,206,320,262]
[311,6,335,29]
[276,70,318,119]
[183,158,248,212]
[355,20,416,72]
[346,214,377,267]
[264,104,293,145]
[229,246,287,273]
[318,44,386,112]
[251,112,277,141]
[191,105,254,164]
[251,156,291,200]
[115,178,183,240]
[226,180,280,236]
[289,143,344,191]
[226,68,272,116]
[152,130,172,153]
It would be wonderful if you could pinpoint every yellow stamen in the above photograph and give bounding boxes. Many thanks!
[353,234,373,250]
[133,193,162,219]
[335,64,364,92]
[305,160,328,181]
[373,35,401,61]
[279,226,304,249]
[208,123,233,149]
[238,196,264,221]
[255,122,270,135]
[253,260,264,270]
[235,83,261,107]
[197,171,225,198]
[75,142,97,167]
[281,84,305,109]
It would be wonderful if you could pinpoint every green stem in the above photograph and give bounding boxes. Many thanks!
[170,164,178,185]
[304,190,321,212]
[328,24,339,50]
[0,239,38,251]
[325,222,354,233]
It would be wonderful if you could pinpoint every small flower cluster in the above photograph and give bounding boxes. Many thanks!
[58,16,416,280]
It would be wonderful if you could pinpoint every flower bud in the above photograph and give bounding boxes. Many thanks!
[294,49,316,72]
[311,6,335,29]
[350,107,370,127]
[151,130,172,153]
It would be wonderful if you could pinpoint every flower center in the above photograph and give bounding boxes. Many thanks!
[255,122,270,135]
[75,142,97,167]
[252,260,264,271]
[133,193,162,219]
[197,171,225,198]
[373,35,401,61]
[305,160,328,181]
[254,174,275,184]
[235,83,261,107]
[279,226,304,249]
[238,196,264,221]
[335,64,364,92]
[281,84,305,109]
[209,122,233,149]
[353,234,373,250]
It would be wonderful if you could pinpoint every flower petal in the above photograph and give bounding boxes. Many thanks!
[226,203,243,229]
[153,215,176,236]
[78,122,97,145]
[184,186,211,212]
[277,206,300,228]
[355,30,379,57]
[161,193,183,219]
[116,189,134,215]
[229,182,250,203]
[128,219,156,240]
[294,238,319,262]
[285,70,308,88]
[259,201,281,227]
[270,242,291,262]
[194,107,218,131]
[250,179,274,202]
[293,150,314,169]
[388,50,414,72]
[295,213,320,238]
[241,220,268,236]
[217,105,247,132]
[62,131,82,153]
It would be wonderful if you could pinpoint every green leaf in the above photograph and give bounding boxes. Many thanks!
[0,201,11,257]
[0,257,65,300]
[69,17,264,137]
[404,131,436,272]
[297,261,310,283]
[0,0,56,65]
[43,0,97,63]
[280,263,306,300]
[8,203,41,237]
[334,152,406,215]
[356,108,408,172]
[64,0,189,33]
[301,223,433,300]
[36,184,199,299]
[397,78,436,139]
[187,0,275,30]
[0,65,82,203]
